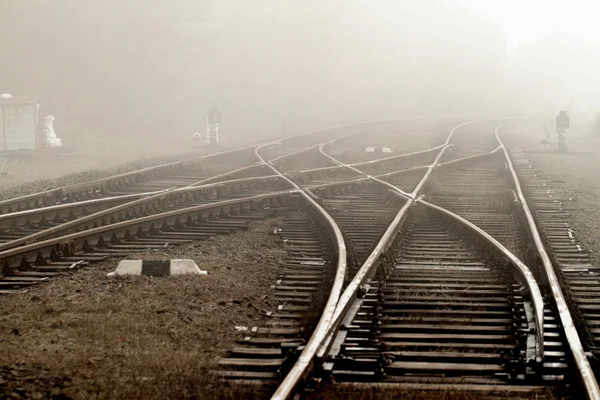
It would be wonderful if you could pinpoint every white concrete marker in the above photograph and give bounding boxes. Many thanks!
[107,259,207,278]
[364,146,392,153]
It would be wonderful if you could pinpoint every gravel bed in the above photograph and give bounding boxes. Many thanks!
[505,124,600,266]
[0,218,285,399]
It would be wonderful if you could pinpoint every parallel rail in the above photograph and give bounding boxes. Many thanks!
[272,117,600,399]
[3,115,592,397]
[272,118,542,399]
[496,125,600,399]
[0,119,395,214]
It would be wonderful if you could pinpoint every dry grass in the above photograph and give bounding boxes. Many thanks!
[0,219,285,399]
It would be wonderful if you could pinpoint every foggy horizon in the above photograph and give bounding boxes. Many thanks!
[1,1,599,142]
[2,3,600,399]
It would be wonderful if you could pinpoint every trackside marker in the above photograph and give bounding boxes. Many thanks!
[107,259,207,277]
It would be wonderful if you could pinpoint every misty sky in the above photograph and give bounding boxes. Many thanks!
[2,0,600,140]
[461,0,600,48]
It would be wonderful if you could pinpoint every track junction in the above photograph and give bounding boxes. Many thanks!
[0,116,599,399]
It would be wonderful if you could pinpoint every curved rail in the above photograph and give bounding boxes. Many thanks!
[0,175,286,252]
[0,118,435,267]
[253,143,350,397]
[495,124,600,400]
[0,116,479,257]
[0,121,406,252]
[0,189,297,268]
[272,118,487,399]
[0,113,521,215]
[304,165,429,192]
[299,144,446,175]
[0,119,394,214]
[188,163,266,186]
[418,196,545,360]
[0,161,183,212]
[436,145,502,168]
[0,190,165,230]
[272,117,547,400]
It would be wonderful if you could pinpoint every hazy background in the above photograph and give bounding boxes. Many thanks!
[1,0,599,143]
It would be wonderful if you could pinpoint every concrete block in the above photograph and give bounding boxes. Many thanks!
[107,259,207,278]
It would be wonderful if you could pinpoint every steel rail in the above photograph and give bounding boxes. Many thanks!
[0,120,414,245]
[272,119,478,400]
[417,196,545,361]
[0,121,400,250]
[0,146,253,211]
[304,165,429,192]
[274,112,507,147]
[254,143,348,400]
[0,189,297,268]
[0,113,519,214]
[187,163,266,186]
[0,121,409,255]
[495,124,600,400]
[272,117,546,400]
[0,190,169,228]
[0,119,390,213]
[299,111,532,176]
[436,145,502,168]
[187,124,394,187]
[317,140,422,199]
[0,161,182,211]
[311,137,453,358]
[316,117,518,200]
[0,117,449,265]
[299,144,445,175]
[0,114,507,218]
[0,175,285,252]
[0,119,412,218]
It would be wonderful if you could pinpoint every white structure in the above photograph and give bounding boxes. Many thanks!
[44,115,62,147]
[206,107,221,145]
[364,146,393,153]
[107,259,207,277]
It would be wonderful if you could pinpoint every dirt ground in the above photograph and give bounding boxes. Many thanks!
[0,132,224,200]
[0,120,593,399]
[0,118,460,200]
[504,120,600,265]
[0,218,285,399]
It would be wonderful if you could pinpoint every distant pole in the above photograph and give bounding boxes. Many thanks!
[206,107,221,146]
[555,110,570,153]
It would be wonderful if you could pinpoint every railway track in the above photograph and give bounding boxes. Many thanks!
[213,125,441,386]
[326,210,557,393]
[4,116,600,399]
[267,118,600,400]
[506,131,600,386]
[0,119,440,291]
[0,120,416,249]
[0,119,397,215]
[213,206,334,383]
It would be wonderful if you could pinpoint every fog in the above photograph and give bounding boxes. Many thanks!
[1,0,599,143]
